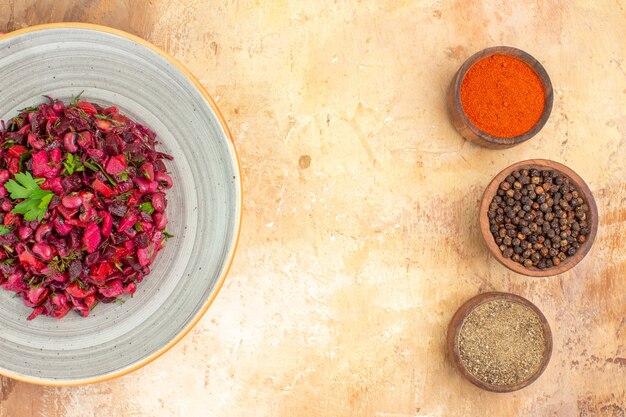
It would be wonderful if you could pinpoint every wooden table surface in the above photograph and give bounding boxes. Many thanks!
[0,1,624,416]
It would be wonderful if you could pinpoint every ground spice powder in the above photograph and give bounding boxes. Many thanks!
[460,54,545,138]
[458,299,546,387]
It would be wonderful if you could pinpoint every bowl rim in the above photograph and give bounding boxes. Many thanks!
[451,45,554,147]
[0,22,242,386]
[480,159,598,277]
[447,291,553,393]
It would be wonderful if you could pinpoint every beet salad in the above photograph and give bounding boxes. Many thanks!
[0,96,173,320]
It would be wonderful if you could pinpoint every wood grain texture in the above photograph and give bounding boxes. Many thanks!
[0,0,625,416]
[0,0,158,36]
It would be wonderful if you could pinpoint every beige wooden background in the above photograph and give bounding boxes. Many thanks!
[0,1,624,416]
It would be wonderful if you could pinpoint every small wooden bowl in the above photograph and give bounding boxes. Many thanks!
[447,46,554,149]
[480,159,598,277]
[447,292,553,393]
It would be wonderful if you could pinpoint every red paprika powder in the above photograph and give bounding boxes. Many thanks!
[460,54,545,138]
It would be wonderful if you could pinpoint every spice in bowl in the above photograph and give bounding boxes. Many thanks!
[488,168,590,270]
[461,54,545,138]
[458,299,547,387]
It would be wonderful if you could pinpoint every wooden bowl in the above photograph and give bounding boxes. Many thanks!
[447,292,553,393]
[480,159,598,277]
[447,46,553,149]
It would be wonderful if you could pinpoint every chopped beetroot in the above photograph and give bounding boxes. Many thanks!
[92,179,113,197]
[100,211,113,237]
[0,97,172,319]
[31,150,50,177]
[99,279,123,298]
[83,222,101,254]
[105,154,127,175]
[75,101,97,115]
[7,145,29,158]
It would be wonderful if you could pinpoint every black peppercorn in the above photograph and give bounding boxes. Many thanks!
[489,169,589,270]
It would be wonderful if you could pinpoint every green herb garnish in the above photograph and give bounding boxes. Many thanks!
[18,105,39,113]
[62,153,85,175]
[5,172,54,221]
[84,160,117,185]
[138,201,155,214]
[94,114,124,126]
[27,275,44,288]
[0,225,12,236]
[71,90,85,106]
[18,151,31,171]
[49,252,80,274]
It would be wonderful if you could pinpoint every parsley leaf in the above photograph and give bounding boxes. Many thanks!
[138,201,155,214]
[0,225,12,236]
[5,172,55,221]
[63,153,84,176]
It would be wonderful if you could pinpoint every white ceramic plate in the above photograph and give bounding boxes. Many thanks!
[0,23,241,385]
